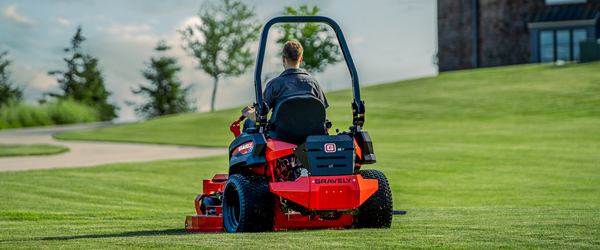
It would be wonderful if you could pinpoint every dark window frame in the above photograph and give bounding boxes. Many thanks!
[538,28,589,62]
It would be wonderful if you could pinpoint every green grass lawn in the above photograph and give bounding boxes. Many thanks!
[1,157,598,249]
[53,108,241,147]
[4,62,600,248]
[0,144,70,157]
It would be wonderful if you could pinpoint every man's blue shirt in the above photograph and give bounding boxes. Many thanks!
[242,68,328,132]
[263,68,329,110]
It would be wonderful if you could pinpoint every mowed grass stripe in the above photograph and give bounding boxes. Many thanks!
[1,158,599,248]
[1,207,598,248]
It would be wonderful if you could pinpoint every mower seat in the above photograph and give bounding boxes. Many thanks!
[269,95,327,145]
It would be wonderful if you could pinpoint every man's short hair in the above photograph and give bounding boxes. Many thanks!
[283,41,303,62]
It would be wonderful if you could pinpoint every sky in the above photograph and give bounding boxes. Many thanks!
[0,0,438,122]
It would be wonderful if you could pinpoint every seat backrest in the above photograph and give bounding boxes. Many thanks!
[270,95,326,145]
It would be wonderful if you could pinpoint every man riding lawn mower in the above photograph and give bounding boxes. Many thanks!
[185,16,394,233]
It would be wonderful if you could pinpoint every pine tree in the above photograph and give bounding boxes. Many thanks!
[47,26,118,121]
[129,40,195,119]
[0,50,23,106]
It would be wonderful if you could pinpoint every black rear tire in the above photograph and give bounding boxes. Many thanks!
[222,172,274,232]
[354,169,393,228]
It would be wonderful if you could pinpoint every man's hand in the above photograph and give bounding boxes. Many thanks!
[241,106,257,122]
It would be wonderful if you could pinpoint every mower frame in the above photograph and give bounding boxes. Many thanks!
[253,16,365,134]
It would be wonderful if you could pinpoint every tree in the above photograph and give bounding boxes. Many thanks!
[277,5,343,74]
[0,50,23,106]
[47,26,118,121]
[129,40,196,119]
[179,0,261,112]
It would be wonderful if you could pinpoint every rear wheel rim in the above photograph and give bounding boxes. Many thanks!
[225,185,241,230]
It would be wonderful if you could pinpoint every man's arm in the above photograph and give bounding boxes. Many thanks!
[241,78,276,122]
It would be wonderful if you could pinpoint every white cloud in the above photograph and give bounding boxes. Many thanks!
[2,4,36,25]
[177,16,202,29]
[81,15,266,121]
[84,19,216,121]
[96,23,152,35]
[175,16,204,41]
[56,18,70,26]
[348,34,364,45]
[30,72,58,90]
[11,63,57,90]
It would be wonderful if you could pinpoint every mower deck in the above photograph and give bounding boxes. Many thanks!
[184,173,379,232]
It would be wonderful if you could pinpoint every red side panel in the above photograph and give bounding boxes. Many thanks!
[270,175,378,210]
[354,138,363,161]
[212,174,229,182]
[250,166,265,175]
[266,139,296,161]
[185,215,223,232]
[202,175,228,194]
[194,194,204,215]
[356,175,378,205]
[270,176,311,208]
[309,176,361,210]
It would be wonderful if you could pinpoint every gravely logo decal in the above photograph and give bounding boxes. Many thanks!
[314,178,352,184]
[324,143,336,153]
[233,141,254,155]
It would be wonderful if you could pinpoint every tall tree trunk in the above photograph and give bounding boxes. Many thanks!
[210,76,219,112]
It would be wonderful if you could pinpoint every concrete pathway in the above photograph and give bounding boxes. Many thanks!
[0,123,227,172]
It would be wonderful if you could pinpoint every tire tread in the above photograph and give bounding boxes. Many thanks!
[355,169,393,228]
[223,172,273,232]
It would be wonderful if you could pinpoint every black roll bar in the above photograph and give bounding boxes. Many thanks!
[253,16,365,133]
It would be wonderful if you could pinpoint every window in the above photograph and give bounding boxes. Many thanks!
[540,31,555,63]
[556,30,571,61]
[545,0,586,5]
[573,29,587,61]
[539,29,588,62]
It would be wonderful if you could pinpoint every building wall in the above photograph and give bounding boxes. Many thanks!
[477,0,545,68]
[439,0,600,71]
[438,0,545,72]
[437,1,474,72]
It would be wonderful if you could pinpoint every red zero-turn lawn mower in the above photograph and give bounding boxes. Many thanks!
[185,16,393,233]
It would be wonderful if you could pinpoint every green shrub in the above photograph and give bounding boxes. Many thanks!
[0,100,100,129]
[0,101,52,129]
[45,99,100,124]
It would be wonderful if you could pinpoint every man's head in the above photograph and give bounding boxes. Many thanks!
[282,41,303,69]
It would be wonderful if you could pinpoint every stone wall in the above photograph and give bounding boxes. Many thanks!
[437,0,474,72]
[437,0,545,71]
[477,0,545,68]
